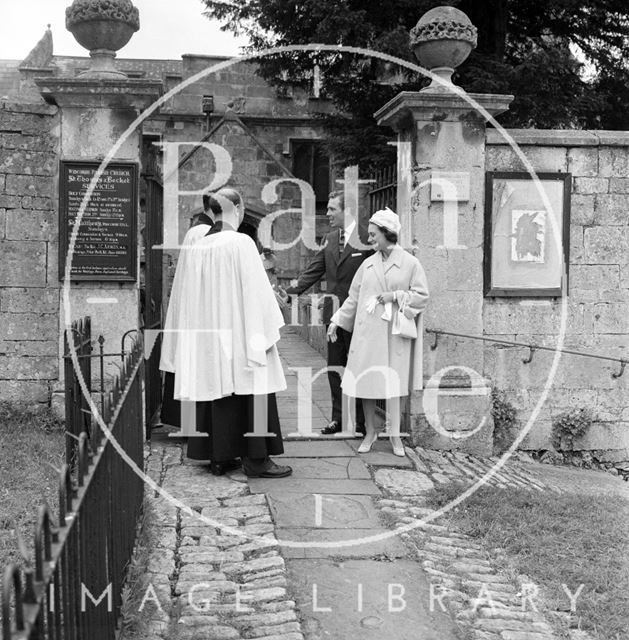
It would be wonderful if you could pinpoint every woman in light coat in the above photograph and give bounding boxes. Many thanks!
[327,208,429,457]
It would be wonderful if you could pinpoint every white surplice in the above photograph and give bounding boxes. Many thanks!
[171,230,287,402]
[159,223,212,373]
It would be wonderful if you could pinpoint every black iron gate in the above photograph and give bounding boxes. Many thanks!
[64,317,92,464]
[141,139,163,438]
[367,163,397,215]
[367,164,398,418]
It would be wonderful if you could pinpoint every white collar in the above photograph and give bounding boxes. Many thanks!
[341,221,356,237]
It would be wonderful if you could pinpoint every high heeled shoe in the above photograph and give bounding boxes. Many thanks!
[389,436,405,457]
[358,433,378,453]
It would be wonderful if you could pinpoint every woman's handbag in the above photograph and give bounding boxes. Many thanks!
[392,292,419,339]
[367,292,420,339]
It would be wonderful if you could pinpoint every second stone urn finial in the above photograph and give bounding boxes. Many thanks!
[410,6,477,92]
[66,0,140,79]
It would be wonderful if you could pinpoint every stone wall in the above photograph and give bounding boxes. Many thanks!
[0,100,60,404]
[168,55,335,122]
[173,117,326,278]
[483,130,629,460]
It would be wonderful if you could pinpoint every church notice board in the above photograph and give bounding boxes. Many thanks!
[59,161,138,281]
[483,172,571,297]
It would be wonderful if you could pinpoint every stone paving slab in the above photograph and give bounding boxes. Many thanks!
[280,440,356,457]
[275,406,303,417]
[286,559,458,640]
[268,494,382,529]
[375,468,435,495]
[248,478,381,495]
[346,457,372,479]
[277,528,407,559]
[276,457,371,479]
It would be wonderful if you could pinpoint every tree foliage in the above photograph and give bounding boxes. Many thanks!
[202,0,629,170]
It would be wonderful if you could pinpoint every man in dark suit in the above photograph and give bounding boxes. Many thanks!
[280,190,372,435]
[189,193,215,228]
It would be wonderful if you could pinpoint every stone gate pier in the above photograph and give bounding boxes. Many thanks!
[375,7,512,454]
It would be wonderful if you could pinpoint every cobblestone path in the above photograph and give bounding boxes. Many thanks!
[139,440,303,640]
[126,328,618,639]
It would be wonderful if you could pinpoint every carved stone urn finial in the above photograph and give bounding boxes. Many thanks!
[410,6,477,92]
[66,0,140,79]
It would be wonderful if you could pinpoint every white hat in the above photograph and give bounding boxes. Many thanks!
[369,207,401,235]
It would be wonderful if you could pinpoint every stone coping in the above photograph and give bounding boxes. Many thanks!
[486,128,629,147]
[35,76,163,109]
[374,90,514,128]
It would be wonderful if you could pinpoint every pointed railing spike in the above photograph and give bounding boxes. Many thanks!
[58,465,68,524]
[23,567,36,605]
[2,565,25,636]
[77,432,89,486]
[34,504,53,582]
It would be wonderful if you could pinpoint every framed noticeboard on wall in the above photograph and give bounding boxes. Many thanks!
[484,172,571,297]
[59,160,138,281]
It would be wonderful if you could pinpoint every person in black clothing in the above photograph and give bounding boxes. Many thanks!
[160,188,291,479]
[279,190,372,435]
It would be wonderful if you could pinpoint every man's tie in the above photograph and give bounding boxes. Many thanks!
[339,229,345,254]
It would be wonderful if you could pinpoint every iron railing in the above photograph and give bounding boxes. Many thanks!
[368,164,397,215]
[3,324,145,639]
[64,322,141,464]
[64,318,93,464]
[426,328,628,379]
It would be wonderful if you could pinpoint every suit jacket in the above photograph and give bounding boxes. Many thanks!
[286,228,373,325]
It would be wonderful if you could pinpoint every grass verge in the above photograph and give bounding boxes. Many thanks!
[428,483,629,640]
[119,497,163,639]
[0,402,65,571]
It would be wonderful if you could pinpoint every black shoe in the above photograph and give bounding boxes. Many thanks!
[243,457,292,478]
[210,459,242,476]
[322,420,342,435]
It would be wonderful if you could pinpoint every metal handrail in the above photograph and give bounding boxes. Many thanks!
[426,328,627,378]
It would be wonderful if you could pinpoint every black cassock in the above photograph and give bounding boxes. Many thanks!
[159,221,284,462]
[160,371,284,462]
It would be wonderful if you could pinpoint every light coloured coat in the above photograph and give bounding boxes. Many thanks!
[331,245,429,399]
